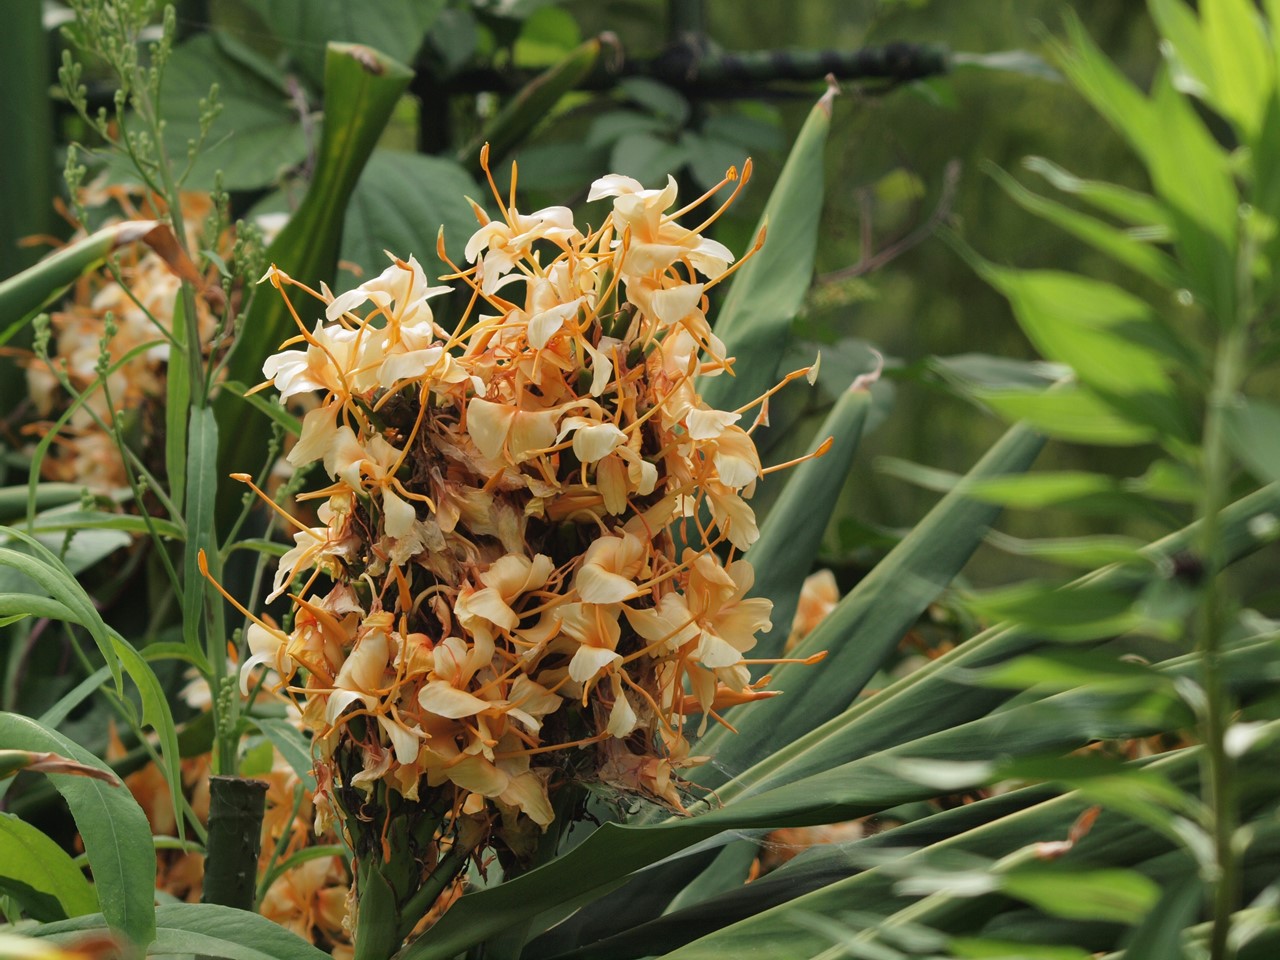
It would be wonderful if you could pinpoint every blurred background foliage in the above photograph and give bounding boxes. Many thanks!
[5,0,1220,615]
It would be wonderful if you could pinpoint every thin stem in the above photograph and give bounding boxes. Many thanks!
[1196,233,1253,960]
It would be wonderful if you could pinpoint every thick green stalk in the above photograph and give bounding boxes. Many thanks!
[1196,244,1252,960]
[201,775,268,911]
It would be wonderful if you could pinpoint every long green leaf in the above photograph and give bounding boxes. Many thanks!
[693,418,1044,779]
[0,812,99,921]
[748,386,872,658]
[986,164,1183,290]
[166,292,190,513]
[456,38,603,171]
[0,713,155,947]
[215,43,413,531]
[697,83,835,414]
[184,407,219,663]
[32,902,329,960]
[0,221,161,324]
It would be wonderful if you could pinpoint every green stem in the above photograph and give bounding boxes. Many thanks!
[201,775,268,911]
[1196,246,1252,960]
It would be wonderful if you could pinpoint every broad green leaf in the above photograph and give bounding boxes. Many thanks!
[0,713,155,947]
[33,902,329,960]
[698,83,835,414]
[609,132,691,187]
[975,387,1157,446]
[159,32,309,191]
[248,0,446,90]
[339,149,479,281]
[1022,157,1172,235]
[987,165,1182,289]
[0,811,98,921]
[966,472,1119,507]
[1200,0,1273,140]
[748,387,872,658]
[215,42,414,531]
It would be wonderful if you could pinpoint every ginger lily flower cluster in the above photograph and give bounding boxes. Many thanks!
[225,156,822,895]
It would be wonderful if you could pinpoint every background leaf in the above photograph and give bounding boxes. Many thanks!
[0,713,155,947]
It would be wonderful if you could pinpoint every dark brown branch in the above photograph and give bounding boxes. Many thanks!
[818,159,962,285]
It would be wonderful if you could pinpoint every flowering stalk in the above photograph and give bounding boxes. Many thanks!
[224,151,825,952]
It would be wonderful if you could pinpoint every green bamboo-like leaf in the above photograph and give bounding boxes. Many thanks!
[1149,0,1216,101]
[0,713,155,947]
[1114,872,1199,959]
[0,221,161,324]
[1021,157,1172,235]
[693,419,1045,778]
[697,83,835,415]
[1056,13,1237,322]
[32,902,329,960]
[975,267,1175,396]
[702,481,1280,806]
[215,43,413,530]
[651,731,1271,960]
[748,386,872,658]
[411,674,1232,960]
[1000,867,1160,923]
[987,165,1182,289]
[0,812,99,921]
[975,386,1157,446]
[1200,0,1273,140]
[457,38,603,171]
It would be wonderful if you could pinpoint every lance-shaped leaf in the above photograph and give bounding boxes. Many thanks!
[692,418,1044,779]
[747,385,872,658]
[0,221,161,328]
[32,902,330,960]
[0,812,99,921]
[215,43,413,529]
[698,82,835,415]
[0,713,155,948]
